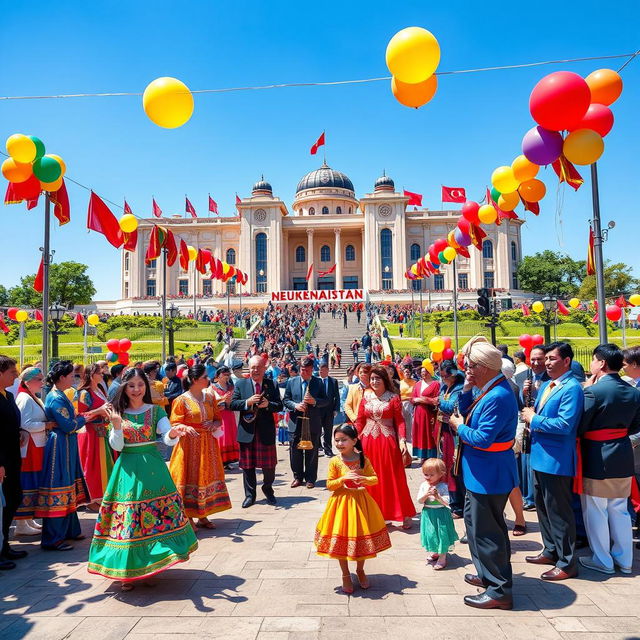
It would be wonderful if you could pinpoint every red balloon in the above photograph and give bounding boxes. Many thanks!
[118,352,130,365]
[531,334,544,345]
[177,367,186,378]
[519,334,534,349]
[106,338,121,353]
[569,103,614,137]
[457,218,471,234]
[606,305,622,322]
[433,238,448,254]
[442,348,455,360]
[442,336,452,350]
[529,71,591,131]
[462,201,481,224]
[428,245,440,265]
[7,307,18,321]
[119,338,132,352]
[186,358,194,367]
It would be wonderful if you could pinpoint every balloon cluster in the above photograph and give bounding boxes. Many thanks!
[106,338,132,365]
[428,336,456,363]
[2,134,66,197]
[143,77,194,129]
[519,333,544,362]
[386,27,441,109]
[7,308,29,323]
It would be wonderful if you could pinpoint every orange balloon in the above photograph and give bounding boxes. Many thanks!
[585,69,623,106]
[431,351,443,362]
[391,74,438,108]
[519,179,546,202]
[1,157,33,183]
[40,177,63,192]
[498,191,519,211]
[511,154,539,182]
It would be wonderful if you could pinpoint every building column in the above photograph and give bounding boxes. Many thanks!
[282,230,289,290]
[307,229,315,290]
[334,228,342,289]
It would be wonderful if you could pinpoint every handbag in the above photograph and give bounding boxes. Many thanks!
[401,447,412,467]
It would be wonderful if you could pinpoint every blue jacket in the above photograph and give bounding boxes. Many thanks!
[530,372,583,477]
[457,377,518,495]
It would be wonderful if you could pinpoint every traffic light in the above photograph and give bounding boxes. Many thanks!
[477,288,491,317]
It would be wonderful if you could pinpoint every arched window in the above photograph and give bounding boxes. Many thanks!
[380,228,393,289]
[308,207,315,216]
[295,246,306,263]
[345,244,355,261]
[410,243,421,261]
[348,207,352,214]
[511,241,518,262]
[322,206,329,215]
[226,248,236,265]
[320,245,331,262]
[124,252,130,271]
[255,232,267,293]
[483,239,494,260]
[336,206,342,215]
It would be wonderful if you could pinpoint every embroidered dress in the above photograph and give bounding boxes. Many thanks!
[315,456,391,561]
[169,392,231,518]
[210,383,240,464]
[356,390,416,522]
[77,388,114,501]
[87,404,198,582]
[411,379,440,460]
[418,481,458,554]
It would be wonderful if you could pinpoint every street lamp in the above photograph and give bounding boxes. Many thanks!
[49,302,66,361]
[168,303,180,358]
[541,295,557,344]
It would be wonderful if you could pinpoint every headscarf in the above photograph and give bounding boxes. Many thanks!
[20,367,42,383]
[461,335,503,372]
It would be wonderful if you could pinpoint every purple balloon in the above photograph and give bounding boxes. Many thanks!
[522,126,564,166]
[454,228,472,247]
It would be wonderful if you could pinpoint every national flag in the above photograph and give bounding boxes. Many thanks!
[179,239,189,271]
[441,186,466,203]
[124,200,133,214]
[74,312,85,327]
[123,229,138,252]
[306,263,314,281]
[0,314,9,334]
[209,195,218,215]
[235,194,242,208]
[310,132,325,155]
[33,257,44,293]
[557,300,570,316]
[195,248,210,274]
[587,227,596,276]
[403,190,422,206]
[87,191,124,248]
[615,294,630,308]
[152,198,163,218]
[145,225,167,264]
[186,196,197,218]
[318,263,336,278]
[522,304,531,316]
[50,179,70,225]
[552,157,584,191]
[165,230,178,267]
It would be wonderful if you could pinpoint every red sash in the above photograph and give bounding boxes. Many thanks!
[573,428,629,494]
[473,439,515,452]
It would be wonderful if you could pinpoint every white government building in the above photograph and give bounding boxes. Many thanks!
[109,164,524,313]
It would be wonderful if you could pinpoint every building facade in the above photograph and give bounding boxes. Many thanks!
[118,164,523,312]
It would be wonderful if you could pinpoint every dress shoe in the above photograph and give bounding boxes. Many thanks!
[261,487,277,505]
[1,547,28,560]
[541,566,577,581]
[525,553,556,566]
[291,479,303,488]
[463,593,513,610]
[306,482,315,489]
[579,556,614,575]
[241,496,255,509]
[523,504,537,511]
[614,563,632,575]
[464,574,487,587]
[459,534,468,544]
[0,560,16,570]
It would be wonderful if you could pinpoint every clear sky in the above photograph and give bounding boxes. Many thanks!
[1,0,639,300]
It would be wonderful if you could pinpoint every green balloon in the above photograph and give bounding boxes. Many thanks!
[28,136,46,160]
[438,250,449,264]
[490,187,501,203]
[33,155,62,183]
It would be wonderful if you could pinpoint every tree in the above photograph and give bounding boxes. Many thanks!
[578,261,639,299]
[8,261,96,308]
[517,251,585,296]
[0,284,8,306]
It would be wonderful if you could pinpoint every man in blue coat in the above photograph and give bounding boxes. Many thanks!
[521,342,583,581]
[450,336,518,610]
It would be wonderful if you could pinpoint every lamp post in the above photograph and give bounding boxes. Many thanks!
[168,303,179,358]
[541,295,557,345]
[49,302,66,361]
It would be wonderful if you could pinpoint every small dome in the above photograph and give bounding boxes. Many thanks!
[252,175,272,195]
[374,171,395,192]
[296,162,354,194]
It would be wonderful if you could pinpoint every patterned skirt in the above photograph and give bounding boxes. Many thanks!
[16,438,44,519]
[239,436,277,470]
[88,444,198,582]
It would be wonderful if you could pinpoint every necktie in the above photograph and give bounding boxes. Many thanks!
[302,380,308,398]
[538,381,556,407]
[255,381,261,395]
[324,378,328,393]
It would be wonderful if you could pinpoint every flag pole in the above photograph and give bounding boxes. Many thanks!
[83,315,88,365]
[193,263,197,320]
[161,248,167,362]
[452,259,459,352]
[621,306,627,347]
[410,284,415,338]
[41,192,51,376]
[590,162,607,344]
[19,321,25,369]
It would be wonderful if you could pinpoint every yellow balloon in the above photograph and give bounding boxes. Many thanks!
[428,336,444,353]
[568,297,581,309]
[532,301,544,313]
[119,214,138,233]
[497,191,519,212]
[48,154,66,177]
[410,264,419,275]
[512,154,539,182]
[629,294,640,306]
[391,74,437,108]
[518,179,546,203]
[563,129,604,166]
[6,134,36,163]
[40,177,63,192]
[491,166,520,194]
[2,157,33,183]
[442,246,457,262]
[15,310,28,323]
[478,204,497,225]
[87,314,100,326]
[187,245,198,261]
[385,27,441,84]
[142,77,194,129]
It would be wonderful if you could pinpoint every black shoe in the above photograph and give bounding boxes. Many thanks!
[1,547,27,560]
[523,504,536,511]
[0,560,16,570]
[241,496,256,509]
[460,535,468,544]
[261,486,277,505]
[464,593,513,610]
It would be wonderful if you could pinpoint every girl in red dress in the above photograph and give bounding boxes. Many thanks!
[356,366,416,529]
[208,367,240,468]
[410,365,440,463]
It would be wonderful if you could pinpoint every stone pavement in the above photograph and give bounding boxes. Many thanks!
[2,449,640,640]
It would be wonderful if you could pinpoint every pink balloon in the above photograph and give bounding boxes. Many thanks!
[442,348,455,361]
[531,334,544,345]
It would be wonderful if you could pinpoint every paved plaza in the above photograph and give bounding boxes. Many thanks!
[1,449,639,640]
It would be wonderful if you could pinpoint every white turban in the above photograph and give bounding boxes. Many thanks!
[461,335,503,372]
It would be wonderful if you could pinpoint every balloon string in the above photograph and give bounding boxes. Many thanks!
[0,52,635,101]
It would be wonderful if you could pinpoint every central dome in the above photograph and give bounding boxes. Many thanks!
[295,162,354,194]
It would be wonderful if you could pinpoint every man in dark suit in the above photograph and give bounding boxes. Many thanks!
[230,355,283,508]
[577,344,640,575]
[283,357,330,488]
[521,342,584,581]
[0,355,25,569]
[318,363,340,457]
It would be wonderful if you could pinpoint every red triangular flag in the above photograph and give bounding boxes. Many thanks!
[152,198,163,218]
[557,300,570,316]
[34,309,43,322]
[165,230,178,267]
[50,179,70,224]
[306,263,314,281]
[124,200,133,214]
[442,186,466,203]
[456,245,470,259]
[209,195,218,215]
[33,257,44,293]
[87,191,123,248]
[186,196,197,218]
[310,132,325,155]
[522,304,531,316]
[235,194,241,207]
[403,190,422,206]
[145,226,165,264]
[318,263,336,278]
[74,312,85,327]
[179,239,189,271]
[0,314,9,334]
[615,294,630,308]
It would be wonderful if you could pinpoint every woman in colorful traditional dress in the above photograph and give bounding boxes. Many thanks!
[37,361,106,551]
[356,365,416,529]
[410,364,441,463]
[76,363,114,510]
[14,367,52,535]
[208,366,240,468]
[87,368,198,591]
[169,364,232,529]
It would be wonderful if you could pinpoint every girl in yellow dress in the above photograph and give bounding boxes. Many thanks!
[314,424,391,594]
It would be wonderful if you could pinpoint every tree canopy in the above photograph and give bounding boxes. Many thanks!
[578,261,639,299]
[516,250,585,297]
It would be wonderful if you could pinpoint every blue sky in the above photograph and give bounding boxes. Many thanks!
[1,1,639,299]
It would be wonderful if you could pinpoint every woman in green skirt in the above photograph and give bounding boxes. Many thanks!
[88,369,199,590]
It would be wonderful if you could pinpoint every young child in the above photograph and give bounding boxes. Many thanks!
[417,458,458,570]
[314,424,392,594]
